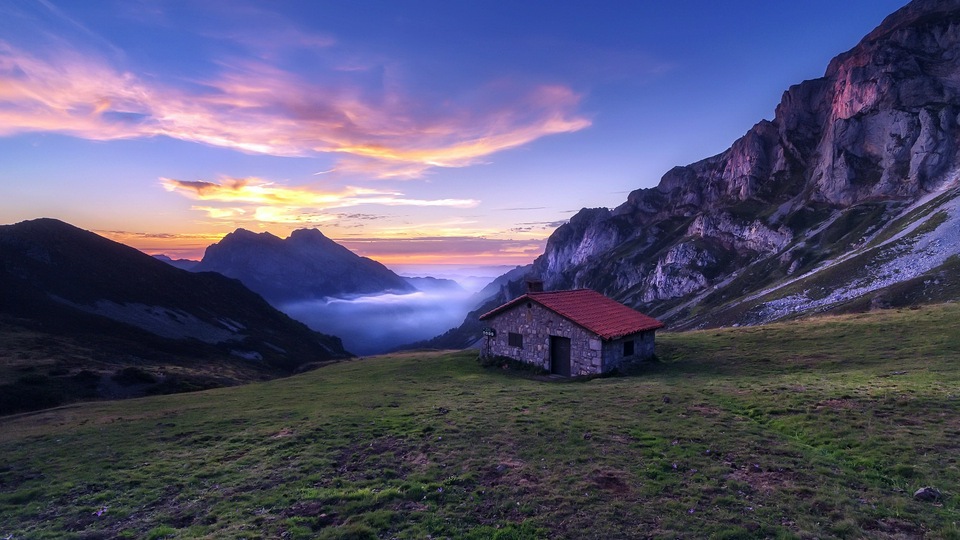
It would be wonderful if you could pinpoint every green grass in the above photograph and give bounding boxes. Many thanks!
[2,305,960,538]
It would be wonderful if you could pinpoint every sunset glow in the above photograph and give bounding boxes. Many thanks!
[0,1,905,267]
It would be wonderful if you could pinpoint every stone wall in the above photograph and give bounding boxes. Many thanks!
[482,301,600,374]
[600,331,657,370]
[481,301,656,375]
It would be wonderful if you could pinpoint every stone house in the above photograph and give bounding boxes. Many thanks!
[478,288,664,376]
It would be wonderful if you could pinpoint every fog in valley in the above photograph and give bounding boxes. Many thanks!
[278,266,510,355]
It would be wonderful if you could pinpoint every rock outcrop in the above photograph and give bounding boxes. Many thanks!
[525,0,960,327]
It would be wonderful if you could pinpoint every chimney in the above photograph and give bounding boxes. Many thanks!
[525,278,544,293]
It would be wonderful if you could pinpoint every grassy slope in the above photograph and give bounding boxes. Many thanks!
[0,318,297,416]
[2,305,959,539]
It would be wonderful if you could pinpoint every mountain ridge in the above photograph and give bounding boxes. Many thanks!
[192,227,414,305]
[0,218,351,414]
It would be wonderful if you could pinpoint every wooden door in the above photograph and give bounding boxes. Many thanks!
[550,336,571,376]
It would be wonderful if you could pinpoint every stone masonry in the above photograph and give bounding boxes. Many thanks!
[481,300,656,376]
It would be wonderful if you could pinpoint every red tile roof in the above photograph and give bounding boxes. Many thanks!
[479,289,664,340]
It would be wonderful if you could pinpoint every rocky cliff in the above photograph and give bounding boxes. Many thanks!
[193,227,414,304]
[520,0,960,329]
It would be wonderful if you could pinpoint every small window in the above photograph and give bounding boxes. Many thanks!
[623,340,635,356]
[508,332,523,348]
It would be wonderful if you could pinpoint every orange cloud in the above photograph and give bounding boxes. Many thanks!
[0,43,590,178]
[161,176,479,225]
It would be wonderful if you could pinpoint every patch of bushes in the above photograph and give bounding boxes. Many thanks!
[112,366,157,386]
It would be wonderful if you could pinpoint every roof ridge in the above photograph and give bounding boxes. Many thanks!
[480,288,664,339]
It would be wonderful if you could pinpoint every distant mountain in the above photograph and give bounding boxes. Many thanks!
[403,276,465,294]
[421,0,960,343]
[469,265,533,305]
[153,254,199,271]
[0,218,351,414]
[193,228,414,304]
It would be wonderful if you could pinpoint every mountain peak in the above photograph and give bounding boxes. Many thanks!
[0,218,350,371]
[193,225,414,303]
[223,228,281,242]
[524,0,960,331]
[288,227,329,240]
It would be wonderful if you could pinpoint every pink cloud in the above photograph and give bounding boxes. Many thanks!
[0,42,590,178]
[161,176,479,225]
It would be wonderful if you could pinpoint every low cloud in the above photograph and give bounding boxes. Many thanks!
[280,289,478,355]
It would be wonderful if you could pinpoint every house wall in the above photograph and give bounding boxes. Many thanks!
[600,330,657,370]
[481,302,603,375]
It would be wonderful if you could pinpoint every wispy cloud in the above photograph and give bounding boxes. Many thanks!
[0,39,590,178]
[338,236,547,265]
[96,229,225,260]
[509,219,569,233]
[161,176,479,225]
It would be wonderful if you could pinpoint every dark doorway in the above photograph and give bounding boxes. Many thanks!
[550,336,571,376]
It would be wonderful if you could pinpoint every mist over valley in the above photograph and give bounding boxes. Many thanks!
[278,287,480,355]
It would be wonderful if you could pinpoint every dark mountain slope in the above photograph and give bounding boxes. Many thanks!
[193,228,414,304]
[0,218,350,414]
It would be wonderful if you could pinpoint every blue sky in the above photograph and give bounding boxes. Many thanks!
[0,0,907,264]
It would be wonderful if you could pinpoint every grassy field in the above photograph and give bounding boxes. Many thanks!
[2,305,959,539]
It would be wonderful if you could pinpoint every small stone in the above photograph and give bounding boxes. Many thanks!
[914,486,942,502]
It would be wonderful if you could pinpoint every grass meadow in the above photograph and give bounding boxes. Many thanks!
[2,304,959,538]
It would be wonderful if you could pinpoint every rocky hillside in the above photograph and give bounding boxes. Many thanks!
[422,0,960,345]
[0,218,351,414]
[528,0,960,329]
[192,228,414,304]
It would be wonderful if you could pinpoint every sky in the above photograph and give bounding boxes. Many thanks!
[0,0,909,267]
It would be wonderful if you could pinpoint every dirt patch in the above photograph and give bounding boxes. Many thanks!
[392,500,429,512]
[606,433,633,445]
[863,516,927,538]
[727,466,797,494]
[406,451,430,468]
[687,404,723,416]
[283,501,328,518]
[271,427,295,438]
[592,470,631,494]
[479,458,526,486]
[815,399,858,410]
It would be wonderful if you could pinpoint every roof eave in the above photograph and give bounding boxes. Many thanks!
[600,323,666,341]
[478,293,531,321]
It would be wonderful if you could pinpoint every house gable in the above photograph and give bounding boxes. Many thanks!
[481,299,605,375]
[479,289,663,376]
[480,289,663,339]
